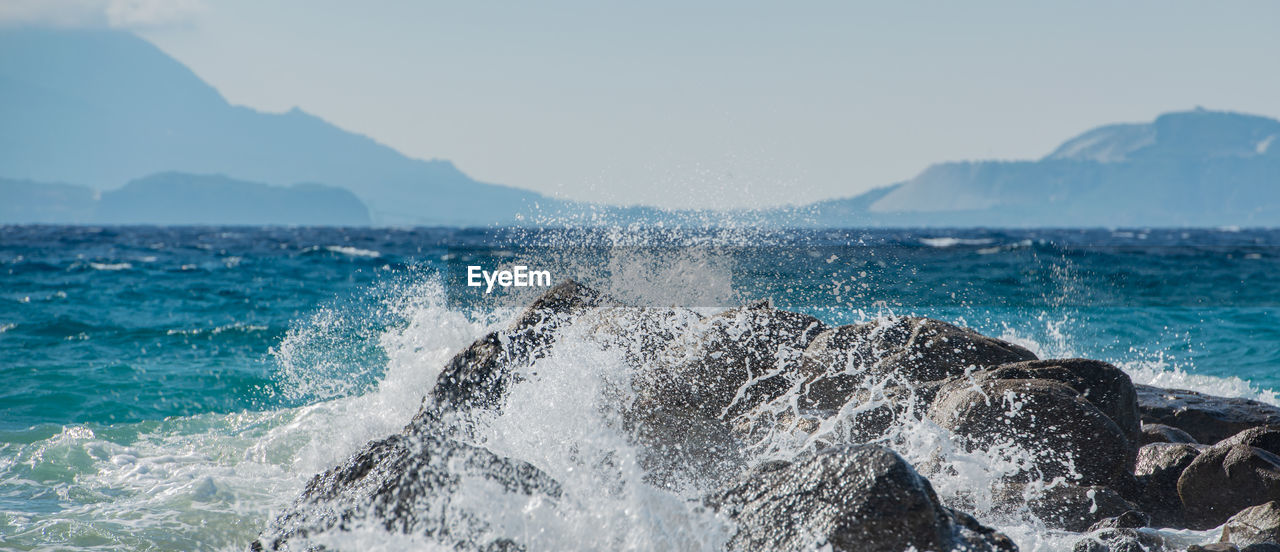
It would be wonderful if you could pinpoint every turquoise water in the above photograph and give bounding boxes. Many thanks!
[1,226,1278,550]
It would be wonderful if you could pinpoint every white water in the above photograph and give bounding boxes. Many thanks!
[3,268,1271,551]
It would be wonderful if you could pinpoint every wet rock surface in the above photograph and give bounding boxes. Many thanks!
[1014,483,1139,532]
[1179,437,1280,530]
[707,445,1016,552]
[426,280,622,414]
[1137,385,1280,445]
[1141,423,1200,446]
[254,281,1280,551]
[251,433,563,551]
[927,378,1137,490]
[975,358,1141,444]
[1135,442,1203,528]
[1222,501,1280,548]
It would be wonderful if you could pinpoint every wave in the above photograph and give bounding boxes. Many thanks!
[4,228,1278,551]
[325,245,381,258]
[920,237,997,248]
[88,261,133,271]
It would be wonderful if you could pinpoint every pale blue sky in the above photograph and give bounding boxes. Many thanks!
[7,1,1280,208]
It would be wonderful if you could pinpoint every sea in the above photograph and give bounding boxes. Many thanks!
[1,225,1278,551]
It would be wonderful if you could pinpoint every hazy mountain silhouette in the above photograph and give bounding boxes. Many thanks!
[0,173,370,226]
[806,109,1280,227]
[2,28,1278,228]
[0,28,554,226]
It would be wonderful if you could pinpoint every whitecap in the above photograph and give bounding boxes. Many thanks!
[325,245,381,258]
[920,237,995,248]
[89,262,133,271]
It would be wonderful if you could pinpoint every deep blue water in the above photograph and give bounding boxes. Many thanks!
[1,225,1278,550]
[3,226,1276,430]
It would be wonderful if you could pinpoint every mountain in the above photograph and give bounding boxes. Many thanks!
[0,28,555,226]
[0,173,371,226]
[96,173,371,226]
[0,178,97,224]
[807,109,1280,227]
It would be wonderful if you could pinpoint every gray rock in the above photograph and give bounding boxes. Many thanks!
[707,445,1016,552]
[427,279,621,413]
[1222,501,1280,547]
[801,316,1037,390]
[251,433,562,551]
[1088,510,1150,531]
[1217,427,1280,455]
[625,406,745,492]
[1178,441,1280,530]
[1134,442,1202,528]
[1136,385,1280,445]
[1141,423,1199,446]
[977,359,1141,445]
[634,300,827,422]
[1072,528,1167,552]
[927,378,1137,490]
[1017,483,1139,532]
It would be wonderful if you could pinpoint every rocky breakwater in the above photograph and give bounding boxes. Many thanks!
[252,281,1280,551]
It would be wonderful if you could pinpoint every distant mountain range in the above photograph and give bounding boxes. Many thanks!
[805,109,1280,227]
[0,28,556,226]
[1,28,1278,228]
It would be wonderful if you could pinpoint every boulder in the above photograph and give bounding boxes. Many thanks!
[969,359,1141,445]
[625,406,745,492]
[1141,423,1199,446]
[1186,545,1280,552]
[633,300,826,422]
[1072,529,1167,552]
[1134,442,1202,528]
[1222,501,1280,548]
[1178,441,1280,529]
[1088,510,1150,531]
[706,445,1017,552]
[1218,427,1280,455]
[1187,545,1244,552]
[427,280,621,413]
[720,316,1035,453]
[1136,385,1280,445]
[251,433,562,551]
[801,316,1037,389]
[927,378,1137,490]
[1016,483,1139,532]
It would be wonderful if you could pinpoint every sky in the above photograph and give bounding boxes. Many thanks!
[4,0,1280,209]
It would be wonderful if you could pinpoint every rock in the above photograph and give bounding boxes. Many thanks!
[1188,544,1242,552]
[1072,529,1167,552]
[428,280,621,413]
[625,406,745,491]
[1018,483,1139,532]
[1218,427,1280,455]
[1141,423,1199,446]
[1137,385,1280,445]
[634,300,827,421]
[927,378,1137,490]
[1178,441,1280,529]
[719,316,1035,453]
[251,433,562,551]
[707,445,1016,552]
[1134,442,1202,528]
[1088,510,1150,531]
[1222,501,1280,547]
[801,316,1037,389]
[978,359,1141,445]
